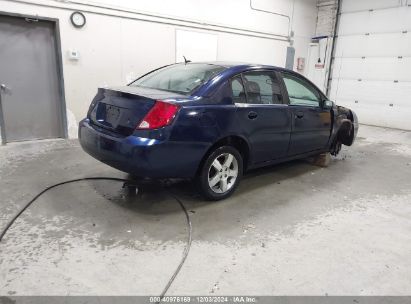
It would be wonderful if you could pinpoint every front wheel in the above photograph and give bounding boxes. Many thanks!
[197,146,243,201]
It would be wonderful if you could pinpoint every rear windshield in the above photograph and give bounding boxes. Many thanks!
[130,63,226,95]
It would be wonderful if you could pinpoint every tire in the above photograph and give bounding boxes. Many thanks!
[197,145,243,201]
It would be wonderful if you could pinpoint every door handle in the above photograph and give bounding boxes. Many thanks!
[248,111,258,120]
[295,111,304,119]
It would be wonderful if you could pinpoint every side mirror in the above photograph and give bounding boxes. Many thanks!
[323,99,333,109]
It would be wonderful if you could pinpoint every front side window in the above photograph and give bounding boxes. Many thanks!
[281,73,320,107]
[130,63,226,94]
[242,71,283,104]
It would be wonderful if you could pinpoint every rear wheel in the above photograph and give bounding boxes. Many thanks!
[197,146,243,200]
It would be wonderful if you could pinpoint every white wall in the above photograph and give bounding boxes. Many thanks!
[306,0,338,93]
[289,0,320,73]
[307,38,333,92]
[0,0,318,139]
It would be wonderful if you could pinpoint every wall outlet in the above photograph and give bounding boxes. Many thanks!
[68,49,80,61]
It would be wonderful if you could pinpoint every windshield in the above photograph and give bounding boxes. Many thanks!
[130,63,226,94]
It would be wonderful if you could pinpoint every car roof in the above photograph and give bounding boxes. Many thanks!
[178,61,282,69]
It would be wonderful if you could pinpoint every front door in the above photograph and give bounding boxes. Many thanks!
[232,71,292,164]
[280,72,331,155]
[0,14,64,143]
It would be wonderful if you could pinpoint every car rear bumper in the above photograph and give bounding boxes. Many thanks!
[78,119,208,178]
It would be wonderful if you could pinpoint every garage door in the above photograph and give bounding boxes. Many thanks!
[329,0,411,130]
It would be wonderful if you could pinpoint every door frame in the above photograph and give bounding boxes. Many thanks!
[0,11,68,145]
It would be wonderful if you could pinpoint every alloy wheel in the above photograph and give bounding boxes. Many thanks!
[208,152,238,194]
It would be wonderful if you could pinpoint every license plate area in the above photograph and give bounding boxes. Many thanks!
[105,104,121,127]
[90,99,138,136]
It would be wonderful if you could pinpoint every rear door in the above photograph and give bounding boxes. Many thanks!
[279,72,331,155]
[233,70,292,163]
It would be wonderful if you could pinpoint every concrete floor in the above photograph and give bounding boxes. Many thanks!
[0,125,410,296]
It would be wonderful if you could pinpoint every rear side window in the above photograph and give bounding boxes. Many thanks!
[242,71,283,104]
[281,73,320,106]
[130,63,226,95]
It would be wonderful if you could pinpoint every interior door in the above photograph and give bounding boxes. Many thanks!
[280,72,331,155]
[0,15,64,142]
[232,71,292,164]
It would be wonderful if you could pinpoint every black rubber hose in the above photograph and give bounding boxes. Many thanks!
[0,177,192,300]
[158,188,193,300]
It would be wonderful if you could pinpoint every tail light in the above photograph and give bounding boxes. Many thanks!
[137,100,180,130]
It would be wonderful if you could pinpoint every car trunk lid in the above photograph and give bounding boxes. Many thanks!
[88,86,186,136]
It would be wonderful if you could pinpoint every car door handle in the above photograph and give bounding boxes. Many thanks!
[248,111,258,120]
[295,111,304,119]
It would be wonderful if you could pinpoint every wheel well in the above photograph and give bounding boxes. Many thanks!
[197,136,250,175]
[337,119,354,146]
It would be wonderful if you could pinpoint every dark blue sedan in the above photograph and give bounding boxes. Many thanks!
[79,62,358,200]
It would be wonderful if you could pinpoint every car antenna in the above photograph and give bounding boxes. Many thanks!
[183,56,191,65]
